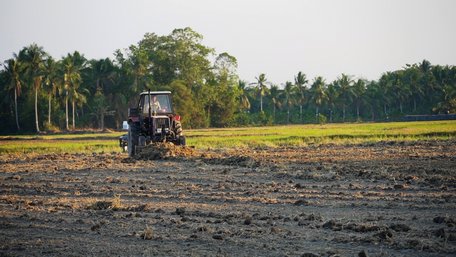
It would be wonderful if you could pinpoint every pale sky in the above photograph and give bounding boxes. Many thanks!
[1,0,455,85]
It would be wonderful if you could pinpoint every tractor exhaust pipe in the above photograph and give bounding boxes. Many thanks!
[148,89,152,137]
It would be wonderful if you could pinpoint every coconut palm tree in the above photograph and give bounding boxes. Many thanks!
[418,59,436,108]
[310,77,327,122]
[43,57,61,126]
[62,51,87,130]
[89,58,117,93]
[377,73,392,119]
[294,71,308,123]
[403,65,422,113]
[325,82,339,123]
[3,58,23,131]
[336,73,354,122]
[269,84,281,123]
[391,71,410,114]
[353,79,366,121]
[238,80,251,112]
[250,73,269,113]
[282,81,295,124]
[365,81,381,121]
[69,84,88,129]
[18,44,47,132]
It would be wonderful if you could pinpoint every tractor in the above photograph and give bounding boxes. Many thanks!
[124,90,185,157]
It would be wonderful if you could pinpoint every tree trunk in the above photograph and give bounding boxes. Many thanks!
[300,105,303,123]
[315,106,319,122]
[384,103,388,120]
[287,106,290,124]
[399,101,403,113]
[35,86,40,133]
[65,92,69,130]
[356,103,360,121]
[72,100,75,130]
[273,105,276,123]
[14,89,20,131]
[413,98,417,113]
[101,112,105,131]
[48,94,52,125]
[260,95,263,113]
[342,104,346,122]
[329,109,333,123]
[115,118,120,130]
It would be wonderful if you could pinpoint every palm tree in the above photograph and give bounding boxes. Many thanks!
[310,77,327,122]
[294,71,308,123]
[43,57,61,126]
[435,84,456,113]
[336,73,354,122]
[87,58,118,129]
[238,80,251,112]
[108,92,126,129]
[282,81,295,124]
[403,65,422,113]
[365,81,381,121]
[89,58,117,92]
[391,71,410,114]
[3,58,23,131]
[325,82,339,123]
[269,84,281,123]
[18,44,47,133]
[70,85,88,129]
[62,51,86,130]
[377,73,392,119]
[250,73,269,113]
[418,59,436,108]
[352,79,366,120]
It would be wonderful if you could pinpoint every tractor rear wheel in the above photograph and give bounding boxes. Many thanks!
[127,123,139,157]
[175,121,183,136]
[174,121,185,146]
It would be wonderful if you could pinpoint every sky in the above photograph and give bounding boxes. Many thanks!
[1,0,455,85]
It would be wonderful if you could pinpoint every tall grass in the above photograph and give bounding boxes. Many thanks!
[0,121,455,154]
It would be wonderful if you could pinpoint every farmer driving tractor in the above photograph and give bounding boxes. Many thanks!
[151,95,161,112]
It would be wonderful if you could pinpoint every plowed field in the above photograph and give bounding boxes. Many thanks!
[1,140,455,256]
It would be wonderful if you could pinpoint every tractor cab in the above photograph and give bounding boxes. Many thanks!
[138,92,173,115]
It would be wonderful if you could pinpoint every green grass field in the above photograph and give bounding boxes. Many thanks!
[1,120,455,154]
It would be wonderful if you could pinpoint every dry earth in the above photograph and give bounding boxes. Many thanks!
[0,141,455,257]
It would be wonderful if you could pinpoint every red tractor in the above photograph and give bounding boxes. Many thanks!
[124,90,185,157]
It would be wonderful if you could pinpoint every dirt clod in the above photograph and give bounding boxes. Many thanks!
[89,201,112,210]
[358,250,369,257]
[141,225,153,240]
[301,253,320,257]
[390,224,411,232]
[212,234,223,240]
[375,230,394,240]
[134,143,196,160]
[175,207,186,215]
[91,224,101,231]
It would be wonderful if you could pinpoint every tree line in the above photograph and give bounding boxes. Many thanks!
[1,27,455,134]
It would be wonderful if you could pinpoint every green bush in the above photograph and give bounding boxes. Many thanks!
[317,114,327,124]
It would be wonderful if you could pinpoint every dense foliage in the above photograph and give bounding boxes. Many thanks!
[1,28,455,133]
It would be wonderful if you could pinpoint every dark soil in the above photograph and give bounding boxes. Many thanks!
[0,140,455,256]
